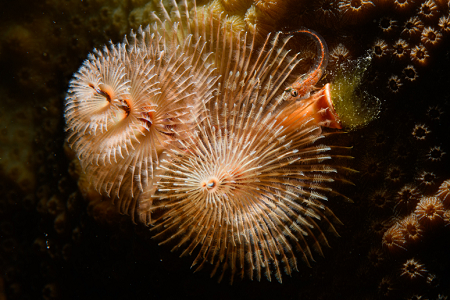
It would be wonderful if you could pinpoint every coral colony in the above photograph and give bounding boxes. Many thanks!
[64,0,380,283]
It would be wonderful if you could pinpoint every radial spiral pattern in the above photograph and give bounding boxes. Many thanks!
[65,0,350,282]
[65,3,218,218]
[138,8,349,282]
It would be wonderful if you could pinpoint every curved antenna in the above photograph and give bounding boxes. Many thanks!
[283,28,329,99]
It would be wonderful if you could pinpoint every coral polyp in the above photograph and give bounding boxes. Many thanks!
[398,214,423,243]
[436,179,450,207]
[401,258,427,280]
[382,223,407,252]
[415,196,445,227]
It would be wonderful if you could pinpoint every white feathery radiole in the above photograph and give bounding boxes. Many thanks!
[65,0,219,220]
[65,49,130,136]
[65,0,351,283]
[137,2,350,284]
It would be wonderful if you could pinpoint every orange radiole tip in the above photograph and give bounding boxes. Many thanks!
[308,83,342,129]
[280,83,342,130]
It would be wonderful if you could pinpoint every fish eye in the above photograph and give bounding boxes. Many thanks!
[291,90,298,97]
